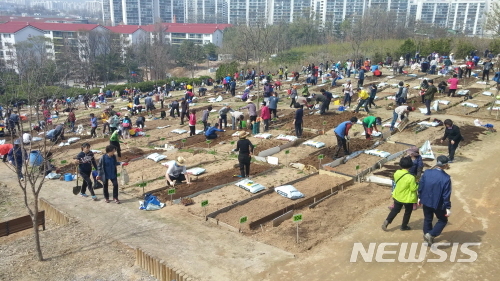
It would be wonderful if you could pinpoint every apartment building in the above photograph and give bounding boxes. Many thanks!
[409,0,490,35]
[0,22,44,68]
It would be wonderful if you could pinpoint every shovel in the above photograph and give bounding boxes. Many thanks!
[72,166,81,195]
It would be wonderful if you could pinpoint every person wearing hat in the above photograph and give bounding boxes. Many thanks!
[423,79,437,115]
[96,145,129,203]
[418,155,452,245]
[333,117,358,157]
[390,106,415,131]
[406,146,424,179]
[239,101,257,122]
[361,116,381,139]
[74,143,98,200]
[166,156,191,186]
[7,139,26,180]
[382,156,418,232]
[234,131,254,178]
[122,113,132,139]
[482,59,494,82]
[260,101,271,131]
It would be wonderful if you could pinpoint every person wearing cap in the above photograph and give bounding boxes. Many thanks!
[166,156,191,186]
[234,131,254,178]
[74,143,98,200]
[382,156,418,232]
[406,146,424,179]
[343,80,353,107]
[122,113,132,139]
[218,105,234,129]
[390,106,415,131]
[7,139,26,180]
[423,79,437,115]
[333,117,358,157]
[96,145,128,204]
[440,119,463,163]
[361,116,381,139]
[239,101,257,122]
[354,88,370,113]
[418,155,452,245]
[260,101,271,131]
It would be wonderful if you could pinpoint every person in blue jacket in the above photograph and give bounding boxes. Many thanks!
[333,117,358,158]
[8,139,26,180]
[418,155,452,245]
[205,123,225,140]
[96,145,128,204]
[268,92,280,119]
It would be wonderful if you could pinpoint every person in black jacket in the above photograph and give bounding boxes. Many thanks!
[74,143,98,200]
[180,98,189,125]
[440,119,463,162]
[234,131,254,178]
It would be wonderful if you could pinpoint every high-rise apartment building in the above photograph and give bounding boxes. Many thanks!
[102,0,491,35]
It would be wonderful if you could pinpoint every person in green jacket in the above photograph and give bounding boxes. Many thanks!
[301,84,309,97]
[382,156,418,231]
[109,129,124,158]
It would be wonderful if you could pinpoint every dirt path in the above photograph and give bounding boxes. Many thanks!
[254,118,500,281]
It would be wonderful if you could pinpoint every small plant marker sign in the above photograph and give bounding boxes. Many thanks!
[240,216,248,224]
[293,214,303,243]
[201,200,209,217]
[61,160,67,164]
[318,154,324,168]
[160,137,166,141]
[285,149,290,165]
[168,188,176,203]
[230,141,235,145]
[206,140,212,149]
[181,139,186,148]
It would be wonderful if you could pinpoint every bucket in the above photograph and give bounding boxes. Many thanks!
[338,106,345,112]
[64,173,73,181]
[241,120,247,128]
[28,150,44,167]
[90,101,96,108]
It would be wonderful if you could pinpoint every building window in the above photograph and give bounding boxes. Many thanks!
[3,34,11,38]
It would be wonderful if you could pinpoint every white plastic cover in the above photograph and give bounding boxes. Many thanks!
[275,185,304,200]
[235,179,266,193]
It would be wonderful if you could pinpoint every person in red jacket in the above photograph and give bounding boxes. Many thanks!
[68,108,76,132]
[465,59,474,78]
[0,143,13,162]
[260,101,271,132]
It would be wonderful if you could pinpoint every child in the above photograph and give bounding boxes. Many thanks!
[96,145,128,203]
[90,113,98,138]
[189,109,196,136]
[74,143,98,200]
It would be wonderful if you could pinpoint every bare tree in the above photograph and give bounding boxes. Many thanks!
[2,36,66,261]
[485,2,500,36]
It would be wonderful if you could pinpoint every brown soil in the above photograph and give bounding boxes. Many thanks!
[373,162,432,178]
[375,142,412,154]
[297,138,374,166]
[330,153,382,176]
[431,125,487,146]
[154,163,272,201]
[283,111,364,131]
[169,130,237,148]
[253,139,290,154]
[249,182,389,253]
[215,174,351,229]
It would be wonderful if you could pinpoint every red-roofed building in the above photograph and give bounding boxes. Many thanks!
[106,25,148,45]
[0,22,45,69]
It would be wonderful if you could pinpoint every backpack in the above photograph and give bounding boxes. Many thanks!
[122,118,130,128]
[493,72,500,83]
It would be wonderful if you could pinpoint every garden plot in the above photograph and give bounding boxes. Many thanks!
[327,153,382,176]
[213,173,352,230]
[283,111,364,132]
[168,130,237,148]
[249,182,389,253]
[269,134,338,164]
[374,142,412,154]
[295,138,374,167]
[171,167,313,218]
[431,125,488,146]
[153,163,273,202]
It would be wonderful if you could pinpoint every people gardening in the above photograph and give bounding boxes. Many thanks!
[390,106,415,131]
[234,131,254,178]
[205,123,225,140]
[333,117,358,158]
[440,119,463,163]
[361,116,381,139]
[166,156,191,186]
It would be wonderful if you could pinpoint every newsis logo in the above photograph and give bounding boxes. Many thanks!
[350,242,480,263]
